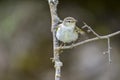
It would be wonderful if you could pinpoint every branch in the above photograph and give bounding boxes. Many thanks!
[58,31,120,63]
[82,22,101,38]
[107,38,112,63]
[59,31,120,49]
[48,0,120,79]
[48,0,63,80]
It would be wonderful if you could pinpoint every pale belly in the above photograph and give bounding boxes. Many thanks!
[56,28,78,43]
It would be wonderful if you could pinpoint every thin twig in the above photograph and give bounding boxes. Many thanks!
[103,38,112,63]
[82,22,101,38]
[48,0,63,80]
[107,38,112,63]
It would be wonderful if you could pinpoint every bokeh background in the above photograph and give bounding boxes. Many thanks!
[0,0,120,80]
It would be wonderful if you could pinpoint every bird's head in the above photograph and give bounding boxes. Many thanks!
[63,17,77,27]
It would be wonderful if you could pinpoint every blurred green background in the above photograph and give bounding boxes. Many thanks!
[0,0,120,80]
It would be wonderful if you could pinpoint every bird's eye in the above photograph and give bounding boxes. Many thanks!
[68,21,71,23]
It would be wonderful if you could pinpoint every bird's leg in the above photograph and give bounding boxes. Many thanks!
[55,43,65,54]
[59,43,66,53]
[60,43,64,47]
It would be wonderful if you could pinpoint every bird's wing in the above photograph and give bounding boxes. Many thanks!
[55,24,61,31]
[75,26,88,41]
[75,26,85,35]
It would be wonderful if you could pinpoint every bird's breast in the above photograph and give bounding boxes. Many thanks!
[56,26,78,43]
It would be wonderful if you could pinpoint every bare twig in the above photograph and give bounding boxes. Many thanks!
[82,22,101,38]
[107,38,112,63]
[103,38,112,63]
[48,0,63,80]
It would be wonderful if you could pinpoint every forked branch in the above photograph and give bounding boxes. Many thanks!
[48,0,120,80]
[58,31,120,63]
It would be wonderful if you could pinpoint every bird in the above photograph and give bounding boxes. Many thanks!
[56,17,85,46]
